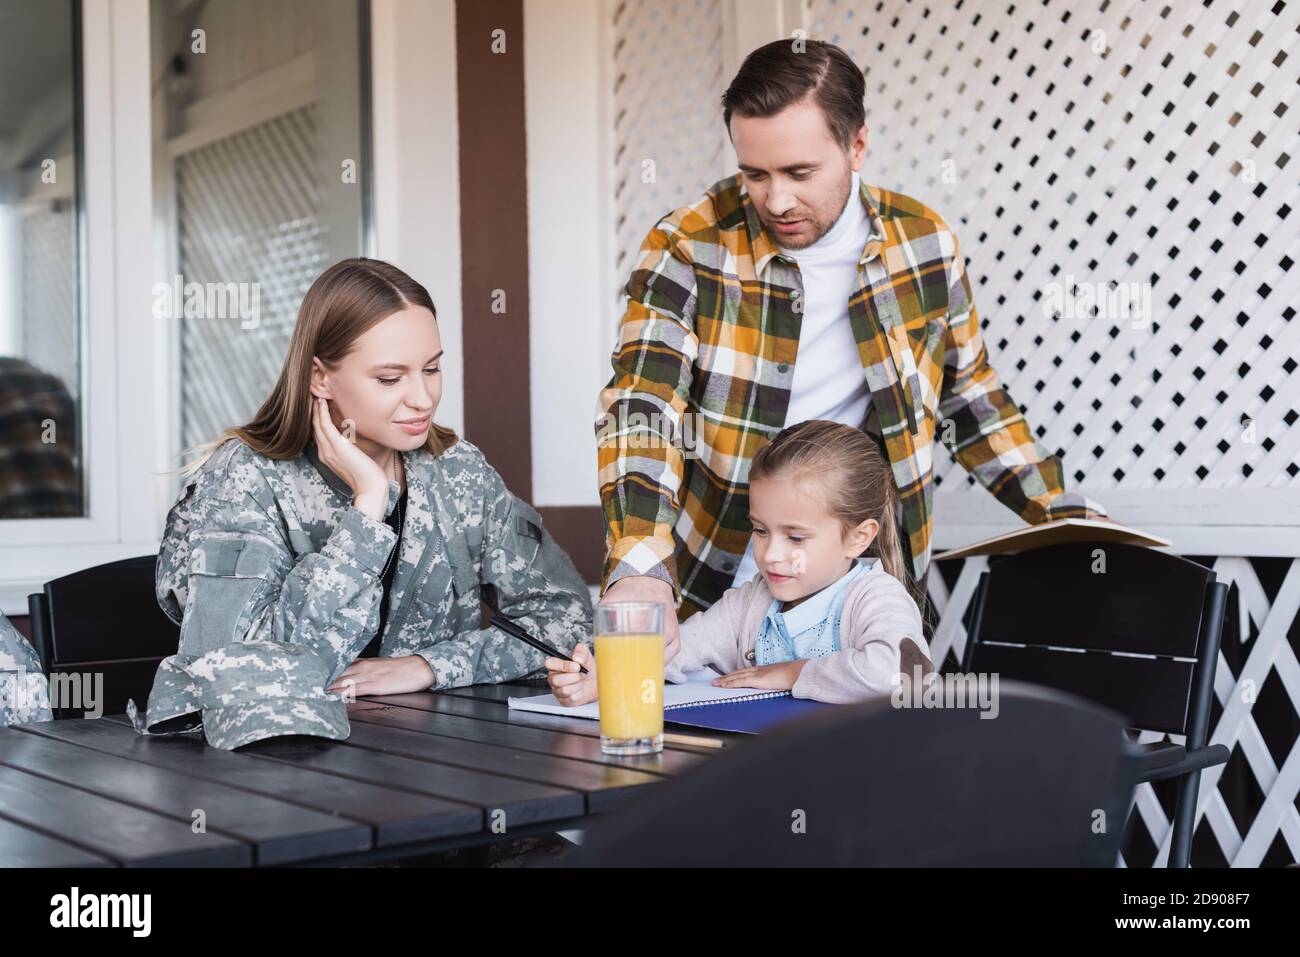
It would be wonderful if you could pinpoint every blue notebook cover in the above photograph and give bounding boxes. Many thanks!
[665,694,838,734]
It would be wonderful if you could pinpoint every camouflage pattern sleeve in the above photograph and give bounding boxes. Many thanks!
[171,494,397,684]
[138,468,399,748]
[0,612,52,727]
[414,464,593,689]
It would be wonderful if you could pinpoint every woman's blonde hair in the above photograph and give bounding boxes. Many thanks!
[181,257,458,473]
[749,419,918,605]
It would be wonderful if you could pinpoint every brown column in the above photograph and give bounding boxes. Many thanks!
[454,0,604,581]
[456,0,531,501]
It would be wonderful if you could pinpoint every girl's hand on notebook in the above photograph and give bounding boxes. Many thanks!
[545,642,598,706]
[712,660,808,691]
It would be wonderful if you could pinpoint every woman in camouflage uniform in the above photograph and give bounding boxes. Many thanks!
[132,258,592,750]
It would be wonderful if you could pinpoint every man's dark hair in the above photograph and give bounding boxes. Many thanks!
[721,39,866,150]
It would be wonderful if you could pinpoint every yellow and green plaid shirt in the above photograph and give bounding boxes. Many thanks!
[597,174,1105,619]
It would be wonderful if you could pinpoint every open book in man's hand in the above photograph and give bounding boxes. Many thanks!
[934,517,1172,562]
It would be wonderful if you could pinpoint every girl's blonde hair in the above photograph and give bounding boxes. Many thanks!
[748,419,919,605]
[181,257,458,474]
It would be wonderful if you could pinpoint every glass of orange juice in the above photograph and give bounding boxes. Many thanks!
[594,602,665,755]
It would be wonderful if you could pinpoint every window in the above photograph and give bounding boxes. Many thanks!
[0,0,84,519]
[151,0,371,456]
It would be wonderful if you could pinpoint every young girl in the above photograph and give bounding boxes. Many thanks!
[131,258,592,750]
[546,419,932,705]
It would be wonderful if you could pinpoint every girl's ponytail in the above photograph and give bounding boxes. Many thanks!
[866,488,924,612]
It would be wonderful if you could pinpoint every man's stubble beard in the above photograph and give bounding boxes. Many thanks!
[768,170,855,251]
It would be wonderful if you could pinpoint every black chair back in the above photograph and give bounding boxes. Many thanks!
[27,555,179,719]
[580,682,1137,866]
[962,543,1227,743]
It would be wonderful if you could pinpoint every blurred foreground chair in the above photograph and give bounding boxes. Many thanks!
[580,682,1138,866]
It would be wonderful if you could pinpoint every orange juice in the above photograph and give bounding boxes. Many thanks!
[594,631,664,741]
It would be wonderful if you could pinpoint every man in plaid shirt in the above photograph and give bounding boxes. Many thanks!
[596,39,1106,645]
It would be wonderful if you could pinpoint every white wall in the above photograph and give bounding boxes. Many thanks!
[524,0,612,507]
[371,0,464,436]
[521,0,801,508]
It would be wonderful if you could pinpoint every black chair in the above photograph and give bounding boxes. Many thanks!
[960,542,1229,868]
[579,682,1139,866]
[27,556,179,719]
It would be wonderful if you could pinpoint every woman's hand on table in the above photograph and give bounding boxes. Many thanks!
[329,655,435,698]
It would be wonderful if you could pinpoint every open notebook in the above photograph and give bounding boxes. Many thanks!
[506,670,837,734]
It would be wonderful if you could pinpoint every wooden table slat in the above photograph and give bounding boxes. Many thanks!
[0,761,248,867]
[440,679,550,702]
[240,733,585,827]
[0,726,371,866]
[0,813,116,867]
[343,708,664,812]
[438,683,745,752]
[37,719,481,848]
[467,697,739,752]
[356,694,717,774]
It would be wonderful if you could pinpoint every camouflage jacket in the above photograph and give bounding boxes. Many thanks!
[0,612,52,727]
[130,436,592,750]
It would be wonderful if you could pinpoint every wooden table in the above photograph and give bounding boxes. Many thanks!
[0,678,741,867]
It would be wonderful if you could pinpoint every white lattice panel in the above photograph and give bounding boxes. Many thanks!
[809,0,1300,869]
[175,105,330,450]
[808,0,1300,498]
[612,0,732,279]
[1195,557,1300,867]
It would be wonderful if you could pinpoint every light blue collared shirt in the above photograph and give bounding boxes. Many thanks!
[754,558,874,665]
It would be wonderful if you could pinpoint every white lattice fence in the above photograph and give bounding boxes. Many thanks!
[1195,557,1300,867]
[807,0,1299,869]
[612,0,731,279]
[606,0,1299,864]
[810,0,1299,496]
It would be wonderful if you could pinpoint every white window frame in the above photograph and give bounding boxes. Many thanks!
[0,0,163,616]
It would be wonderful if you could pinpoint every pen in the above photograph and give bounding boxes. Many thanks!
[489,612,590,675]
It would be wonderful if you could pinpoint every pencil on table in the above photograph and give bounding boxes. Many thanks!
[663,732,726,749]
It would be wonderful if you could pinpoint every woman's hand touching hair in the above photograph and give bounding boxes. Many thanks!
[312,396,390,520]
